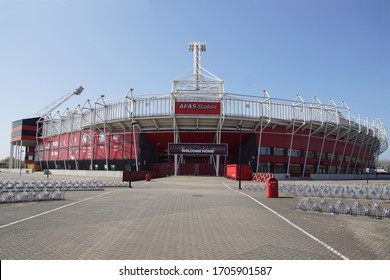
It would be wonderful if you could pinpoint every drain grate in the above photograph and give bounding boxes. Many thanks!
[192,194,204,197]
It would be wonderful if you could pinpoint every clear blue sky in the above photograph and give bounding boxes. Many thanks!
[1,0,389,160]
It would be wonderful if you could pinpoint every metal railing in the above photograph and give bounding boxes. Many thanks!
[39,92,388,154]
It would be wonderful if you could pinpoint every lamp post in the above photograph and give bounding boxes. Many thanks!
[236,124,242,190]
[129,121,137,188]
[156,143,160,178]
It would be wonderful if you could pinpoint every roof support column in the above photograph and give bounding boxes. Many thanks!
[302,121,313,177]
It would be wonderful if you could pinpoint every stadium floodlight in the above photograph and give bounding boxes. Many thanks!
[188,42,206,52]
[34,85,84,117]
[188,42,207,90]
[74,86,84,95]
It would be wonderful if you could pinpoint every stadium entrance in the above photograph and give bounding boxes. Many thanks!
[168,143,228,176]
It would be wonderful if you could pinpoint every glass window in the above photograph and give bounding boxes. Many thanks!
[304,165,314,173]
[337,166,345,174]
[288,149,300,157]
[260,147,271,155]
[258,162,271,173]
[304,151,313,159]
[328,166,337,174]
[317,152,326,159]
[275,164,286,173]
[274,148,285,156]
[290,165,301,174]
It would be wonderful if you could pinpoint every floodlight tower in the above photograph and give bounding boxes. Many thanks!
[34,86,84,118]
[172,42,223,96]
[189,42,206,90]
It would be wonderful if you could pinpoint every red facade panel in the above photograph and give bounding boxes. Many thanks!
[69,132,81,148]
[80,146,93,160]
[58,147,69,160]
[80,130,95,160]
[110,132,124,159]
[57,133,69,160]
[59,133,69,148]
[80,131,93,146]
[67,132,81,160]
[94,145,107,160]
[124,132,139,159]
[50,135,60,161]
[94,132,107,160]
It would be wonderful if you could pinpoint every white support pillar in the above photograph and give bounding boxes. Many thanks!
[317,124,339,174]
[302,121,314,177]
[104,123,109,171]
[173,125,179,176]
[338,129,351,174]
[352,133,366,174]
[9,142,14,169]
[133,125,139,172]
[364,134,376,170]
[20,140,23,173]
[329,127,347,174]
[90,126,93,170]
[316,123,329,174]
[255,118,271,173]
[287,122,306,176]
[346,132,359,174]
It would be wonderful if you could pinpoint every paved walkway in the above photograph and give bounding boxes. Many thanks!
[0,175,389,259]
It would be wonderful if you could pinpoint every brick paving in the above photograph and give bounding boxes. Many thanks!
[0,174,389,260]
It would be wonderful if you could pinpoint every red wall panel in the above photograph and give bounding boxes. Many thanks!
[71,132,81,147]
[110,132,124,159]
[68,147,79,160]
[80,146,93,160]
[124,132,139,159]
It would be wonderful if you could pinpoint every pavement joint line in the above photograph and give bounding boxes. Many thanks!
[0,191,115,230]
[223,182,350,260]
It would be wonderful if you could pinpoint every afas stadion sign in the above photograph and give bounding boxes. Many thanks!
[175,102,220,115]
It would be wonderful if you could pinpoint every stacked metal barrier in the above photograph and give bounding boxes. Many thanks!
[296,197,390,219]
[279,183,390,200]
[242,182,390,219]
[0,178,105,204]
[242,184,266,191]
[102,180,130,187]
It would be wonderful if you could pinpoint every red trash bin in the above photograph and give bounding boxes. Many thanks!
[146,173,151,181]
[266,178,278,198]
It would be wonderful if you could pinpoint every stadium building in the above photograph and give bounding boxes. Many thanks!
[10,42,388,178]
